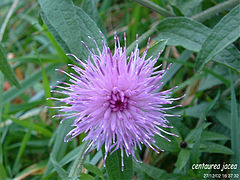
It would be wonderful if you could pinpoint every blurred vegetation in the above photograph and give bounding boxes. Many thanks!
[0,0,239,179]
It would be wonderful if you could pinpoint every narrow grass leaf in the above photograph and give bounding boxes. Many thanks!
[0,72,3,123]
[230,73,240,174]
[58,145,82,169]
[0,44,20,88]
[13,125,32,175]
[9,117,52,137]
[89,150,102,165]
[2,64,57,106]
[43,118,74,176]
[0,164,8,180]
[8,100,45,114]
[14,161,47,180]
[10,54,65,64]
[84,163,104,180]
[195,5,240,71]
[50,154,68,179]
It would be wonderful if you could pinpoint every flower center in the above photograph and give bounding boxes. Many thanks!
[109,90,128,112]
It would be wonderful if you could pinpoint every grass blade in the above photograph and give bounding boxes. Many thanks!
[0,44,20,88]
[12,125,32,175]
[230,72,240,175]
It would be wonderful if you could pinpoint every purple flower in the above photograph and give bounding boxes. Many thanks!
[50,33,181,169]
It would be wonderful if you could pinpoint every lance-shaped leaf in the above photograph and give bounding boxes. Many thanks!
[195,5,240,71]
[38,0,103,61]
[0,44,20,88]
[156,17,240,73]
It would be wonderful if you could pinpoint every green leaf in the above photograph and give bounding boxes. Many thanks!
[10,54,65,64]
[155,134,179,153]
[195,5,240,71]
[177,102,209,118]
[200,142,233,155]
[0,44,20,88]
[8,100,45,114]
[40,61,54,120]
[0,164,7,180]
[50,154,68,179]
[176,0,202,17]
[78,173,94,180]
[160,50,192,87]
[230,73,240,174]
[170,5,184,17]
[69,141,88,178]
[156,17,240,72]
[201,131,229,141]
[84,163,104,180]
[213,45,240,73]
[216,108,231,129]
[133,0,175,17]
[185,123,210,143]
[14,161,47,180]
[133,161,171,180]
[13,125,32,175]
[156,17,207,52]
[58,145,83,168]
[8,117,52,137]
[81,0,107,36]
[186,123,210,164]
[176,149,190,171]
[43,118,74,177]
[190,124,204,164]
[104,148,133,180]
[38,0,103,61]
[146,39,168,59]
[2,64,57,106]
[0,72,3,123]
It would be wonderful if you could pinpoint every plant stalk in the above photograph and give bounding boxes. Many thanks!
[192,0,239,22]
[132,0,175,17]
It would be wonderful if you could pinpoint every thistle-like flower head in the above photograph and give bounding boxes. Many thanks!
[51,33,181,169]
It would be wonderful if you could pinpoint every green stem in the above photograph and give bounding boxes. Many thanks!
[192,0,239,22]
[132,0,175,17]
[68,141,88,177]
[134,0,239,23]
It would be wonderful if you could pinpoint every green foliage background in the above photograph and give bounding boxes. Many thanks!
[0,0,239,179]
